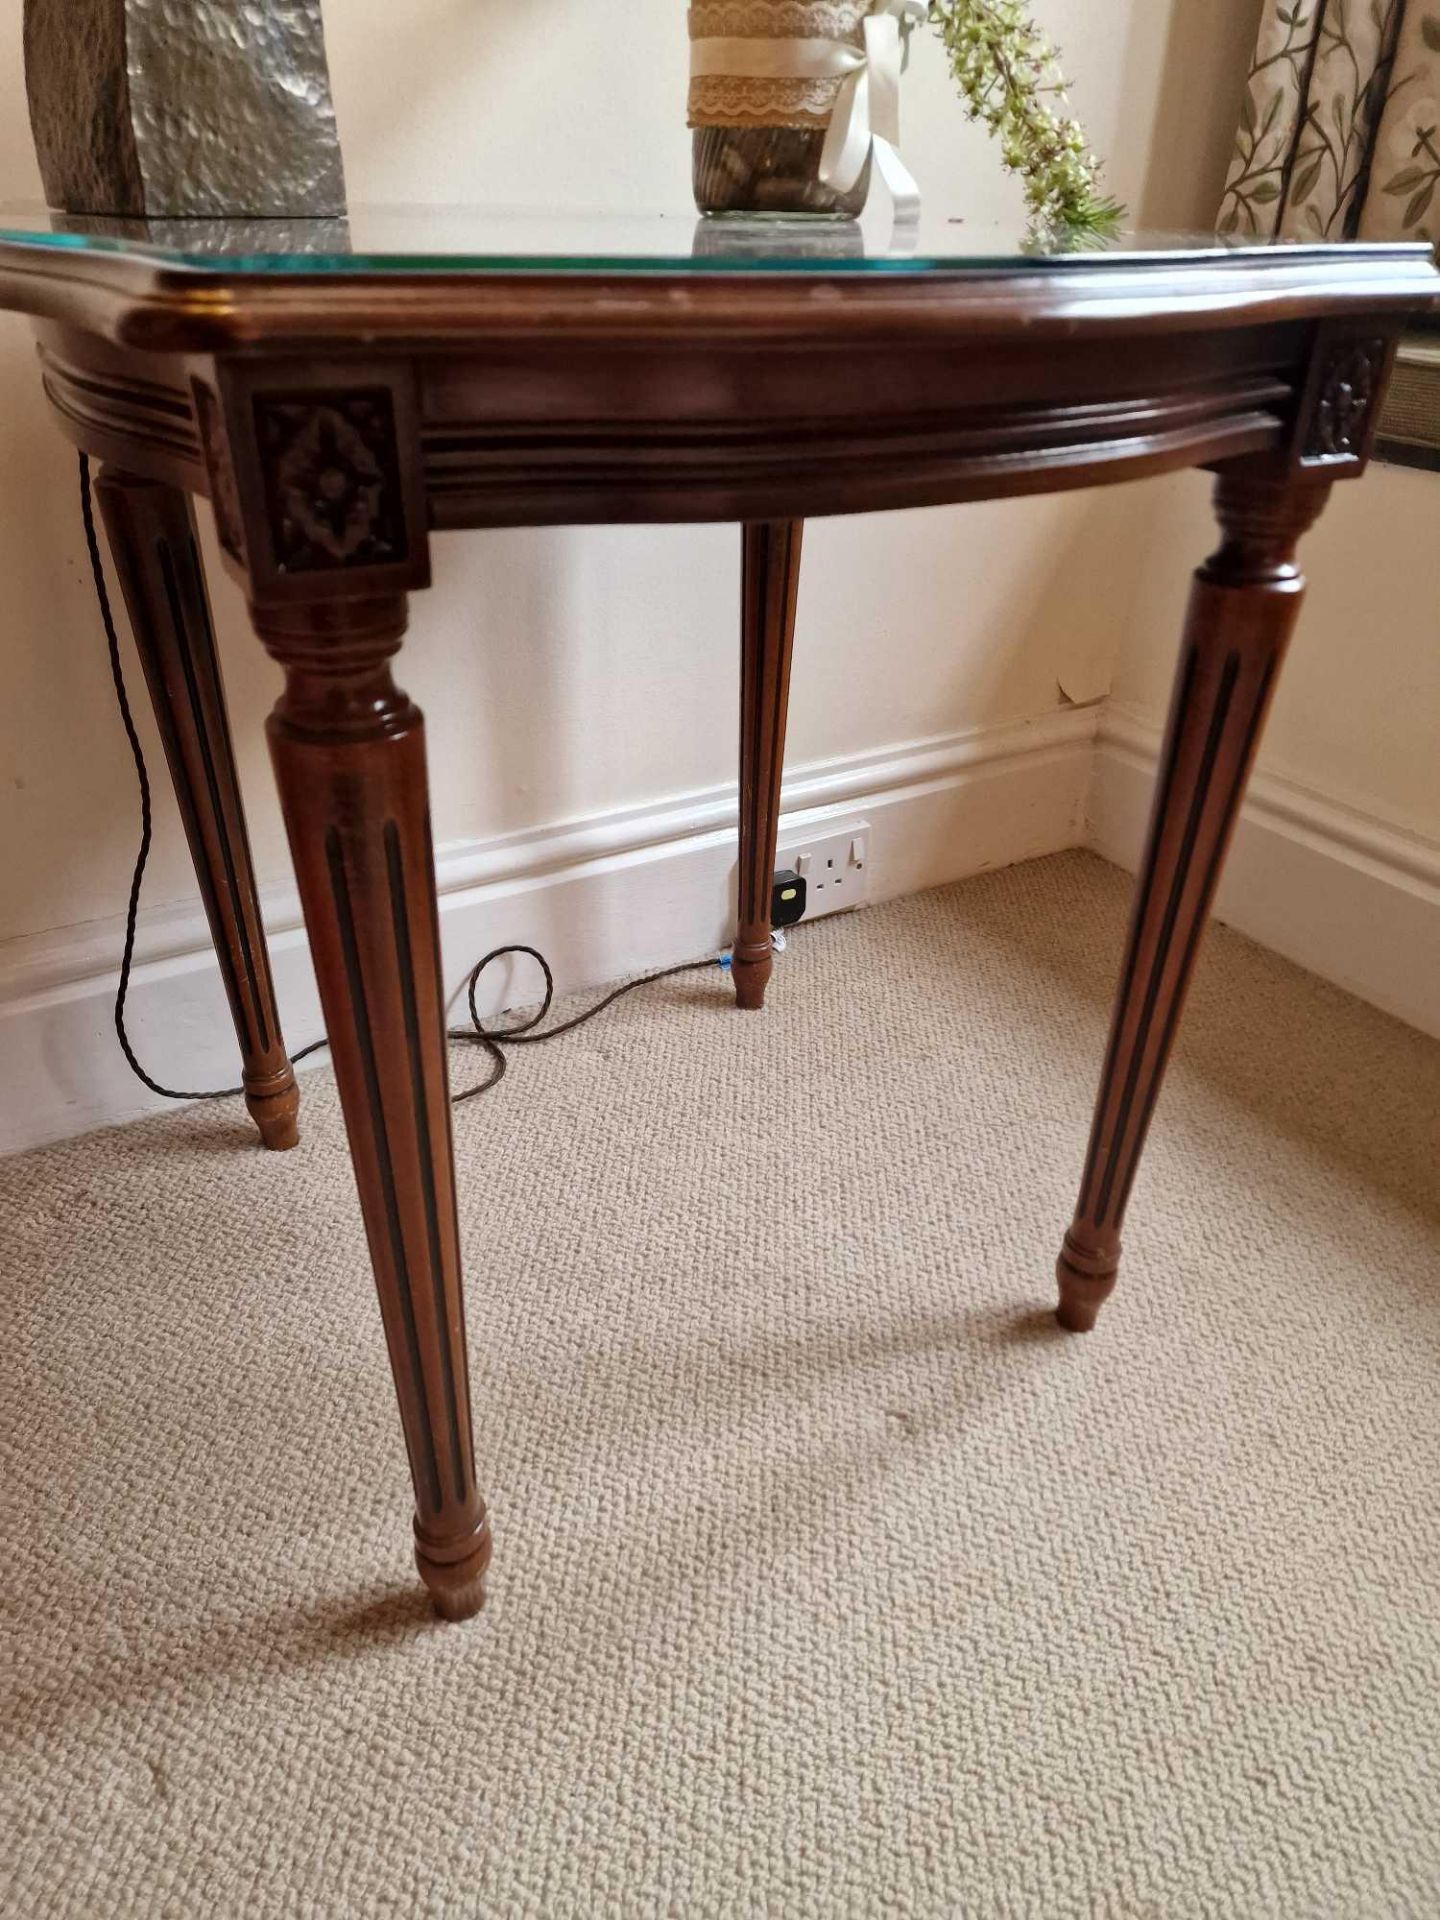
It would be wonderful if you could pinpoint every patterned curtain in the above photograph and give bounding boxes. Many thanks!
[1219,1,1440,242]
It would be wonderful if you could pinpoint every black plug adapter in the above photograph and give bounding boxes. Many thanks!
[771,869,807,927]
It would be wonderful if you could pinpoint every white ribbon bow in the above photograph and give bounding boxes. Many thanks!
[690,0,924,216]
[820,0,924,217]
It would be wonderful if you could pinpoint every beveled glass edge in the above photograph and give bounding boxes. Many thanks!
[0,203,1432,278]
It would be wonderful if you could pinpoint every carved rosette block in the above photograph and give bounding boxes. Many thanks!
[257,594,490,1618]
[256,394,409,574]
[23,0,346,219]
[1296,333,1393,472]
[1056,464,1331,1333]
[734,520,804,1011]
[205,367,430,604]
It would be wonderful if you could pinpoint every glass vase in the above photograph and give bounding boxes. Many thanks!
[692,127,869,218]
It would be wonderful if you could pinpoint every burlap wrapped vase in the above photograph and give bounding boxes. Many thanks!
[689,1,872,215]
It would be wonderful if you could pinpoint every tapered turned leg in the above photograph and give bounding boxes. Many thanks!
[96,470,299,1149]
[734,519,803,1011]
[256,594,489,1619]
[1057,466,1332,1332]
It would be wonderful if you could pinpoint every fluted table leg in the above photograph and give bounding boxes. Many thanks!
[257,593,490,1620]
[1057,465,1332,1333]
[97,469,299,1148]
[734,519,803,1011]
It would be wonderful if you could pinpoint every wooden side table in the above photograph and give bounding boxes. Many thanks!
[1,210,1433,1620]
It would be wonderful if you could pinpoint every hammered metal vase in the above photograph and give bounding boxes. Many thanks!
[23,0,346,219]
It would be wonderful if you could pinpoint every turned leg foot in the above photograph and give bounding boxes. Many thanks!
[1057,465,1332,1330]
[96,469,299,1148]
[731,951,772,1012]
[735,519,803,1011]
[245,1068,302,1151]
[1055,1231,1119,1333]
[416,1519,494,1622]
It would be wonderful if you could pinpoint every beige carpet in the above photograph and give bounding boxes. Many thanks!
[3,851,1438,1918]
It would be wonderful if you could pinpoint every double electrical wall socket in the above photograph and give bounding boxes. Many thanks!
[776,820,870,922]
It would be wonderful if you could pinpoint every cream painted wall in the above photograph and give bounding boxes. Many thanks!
[0,0,1239,957]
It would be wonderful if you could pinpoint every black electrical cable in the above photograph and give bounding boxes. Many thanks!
[79,450,286,1101]
[446,945,719,1102]
[81,451,724,1112]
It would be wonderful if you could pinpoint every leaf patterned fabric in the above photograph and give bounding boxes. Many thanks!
[1220,6,1326,236]
[1362,8,1440,235]
[1220,0,1440,243]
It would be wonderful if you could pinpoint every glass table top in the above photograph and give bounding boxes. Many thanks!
[0,203,1416,276]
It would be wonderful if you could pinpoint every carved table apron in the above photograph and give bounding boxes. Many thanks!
[1,224,1434,1620]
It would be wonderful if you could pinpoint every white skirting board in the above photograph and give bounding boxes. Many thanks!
[9,698,1435,1155]
[0,707,1098,1154]
[1087,707,1440,1042]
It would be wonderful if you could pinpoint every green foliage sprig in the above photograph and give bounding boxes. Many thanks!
[926,1,1122,239]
